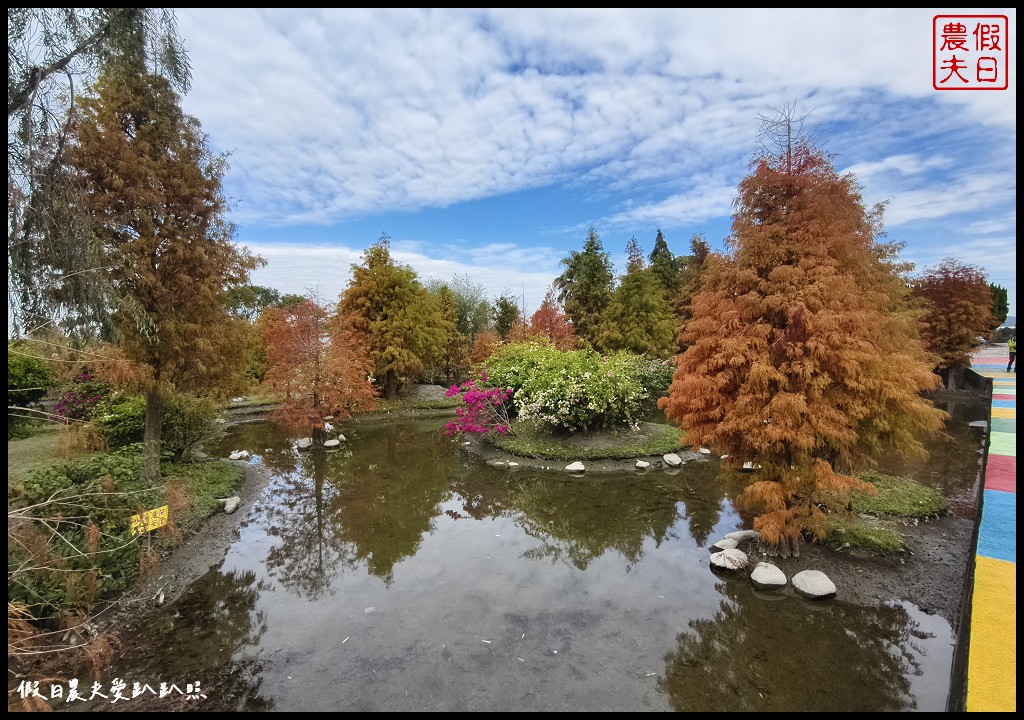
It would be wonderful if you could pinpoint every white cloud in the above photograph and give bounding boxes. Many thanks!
[179,9,1016,227]
[246,240,562,317]
[175,8,1015,314]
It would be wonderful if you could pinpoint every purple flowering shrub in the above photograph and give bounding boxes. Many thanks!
[53,371,110,422]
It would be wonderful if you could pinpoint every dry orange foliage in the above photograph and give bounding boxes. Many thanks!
[261,297,377,439]
[660,144,946,554]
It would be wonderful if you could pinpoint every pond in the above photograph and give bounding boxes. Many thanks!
[73,405,984,712]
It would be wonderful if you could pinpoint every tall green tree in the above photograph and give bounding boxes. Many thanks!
[913,258,996,388]
[554,227,614,349]
[425,274,492,342]
[338,235,446,400]
[989,283,1009,328]
[68,70,261,483]
[648,229,682,299]
[433,285,470,384]
[8,8,191,338]
[672,233,712,351]
[659,141,945,554]
[598,238,676,357]
[492,292,522,342]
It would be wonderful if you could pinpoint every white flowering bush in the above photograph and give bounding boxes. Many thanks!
[485,343,652,431]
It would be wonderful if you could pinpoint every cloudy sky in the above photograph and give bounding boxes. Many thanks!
[176,8,1017,317]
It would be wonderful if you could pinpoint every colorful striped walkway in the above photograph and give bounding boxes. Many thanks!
[966,344,1016,712]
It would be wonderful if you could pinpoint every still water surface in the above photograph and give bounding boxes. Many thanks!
[89,408,983,711]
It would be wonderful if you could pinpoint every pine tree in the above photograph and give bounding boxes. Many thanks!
[659,142,945,554]
[989,283,1009,328]
[648,229,681,298]
[672,233,712,351]
[68,70,262,482]
[492,293,522,342]
[338,235,446,400]
[598,238,676,357]
[554,227,614,349]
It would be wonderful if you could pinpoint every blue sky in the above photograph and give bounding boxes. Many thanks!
[176,8,1017,318]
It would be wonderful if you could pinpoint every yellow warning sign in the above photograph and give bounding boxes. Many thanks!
[130,505,169,536]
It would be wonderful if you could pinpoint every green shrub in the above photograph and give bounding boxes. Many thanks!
[93,392,224,457]
[7,343,52,406]
[9,444,243,624]
[485,343,651,431]
[9,446,157,620]
[163,394,223,459]
[94,392,146,448]
[631,356,675,406]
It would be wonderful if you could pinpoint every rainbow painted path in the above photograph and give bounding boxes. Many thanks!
[966,345,1016,712]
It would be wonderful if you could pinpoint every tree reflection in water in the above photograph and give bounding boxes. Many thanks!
[258,420,455,593]
[659,578,930,712]
[261,450,358,599]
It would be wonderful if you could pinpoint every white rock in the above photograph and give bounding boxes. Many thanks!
[507,461,519,469]
[724,529,760,543]
[698,447,711,455]
[228,450,244,461]
[635,460,651,469]
[324,415,334,421]
[223,496,241,514]
[792,570,837,599]
[487,459,507,467]
[663,453,683,467]
[296,437,313,450]
[750,562,788,590]
[565,461,585,473]
[709,548,749,571]
[709,537,739,553]
[323,438,341,449]
[337,434,346,442]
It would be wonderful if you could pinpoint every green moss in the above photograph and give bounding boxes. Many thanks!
[852,471,948,517]
[162,459,244,528]
[488,420,685,460]
[824,514,905,553]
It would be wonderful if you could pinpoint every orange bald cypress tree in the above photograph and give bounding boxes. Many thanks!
[69,70,261,482]
[913,257,995,389]
[530,288,577,351]
[659,143,945,554]
[261,296,376,444]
